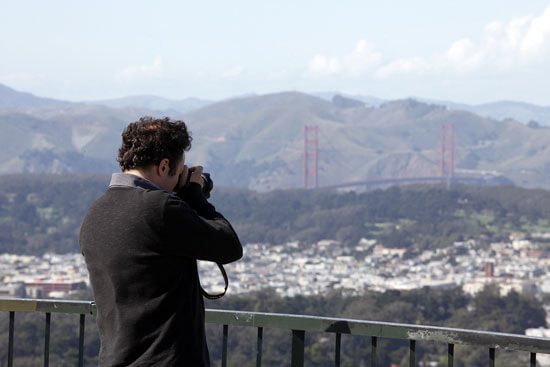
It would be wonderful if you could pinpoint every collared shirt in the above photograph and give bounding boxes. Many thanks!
[109,172,162,191]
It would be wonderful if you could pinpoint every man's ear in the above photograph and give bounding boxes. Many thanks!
[158,158,170,176]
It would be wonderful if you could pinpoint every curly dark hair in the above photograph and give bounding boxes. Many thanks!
[118,117,192,175]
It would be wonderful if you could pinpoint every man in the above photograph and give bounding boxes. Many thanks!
[80,117,243,366]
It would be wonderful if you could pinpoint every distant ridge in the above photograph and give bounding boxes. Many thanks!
[316,92,550,126]
[1,85,550,190]
[94,95,212,114]
[416,97,550,126]
[0,83,72,109]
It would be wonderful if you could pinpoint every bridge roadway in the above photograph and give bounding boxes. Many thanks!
[319,175,487,190]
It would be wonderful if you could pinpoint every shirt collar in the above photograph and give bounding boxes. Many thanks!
[109,173,162,191]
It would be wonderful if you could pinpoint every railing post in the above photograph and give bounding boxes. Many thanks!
[409,340,416,367]
[530,352,536,367]
[335,332,341,367]
[489,347,495,367]
[78,314,85,367]
[256,327,263,367]
[8,311,14,367]
[447,343,454,367]
[222,324,229,367]
[371,336,377,367]
[291,329,305,367]
[44,313,51,367]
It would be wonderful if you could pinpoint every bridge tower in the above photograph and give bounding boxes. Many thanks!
[303,125,319,189]
[441,123,455,185]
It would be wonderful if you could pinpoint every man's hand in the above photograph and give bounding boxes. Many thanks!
[188,166,205,188]
[176,165,205,191]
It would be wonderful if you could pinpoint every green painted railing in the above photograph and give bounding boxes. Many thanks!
[1,298,550,366]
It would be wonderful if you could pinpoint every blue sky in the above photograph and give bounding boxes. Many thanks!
[1,1,550,104]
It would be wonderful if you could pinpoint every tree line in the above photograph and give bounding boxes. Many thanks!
[1,174,549,254]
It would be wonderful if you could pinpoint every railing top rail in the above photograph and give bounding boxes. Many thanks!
[2,298,549,354]
[205,309,550,354]
[0,298,94,314]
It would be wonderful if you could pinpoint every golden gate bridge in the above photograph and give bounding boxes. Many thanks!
[303,123,498,190]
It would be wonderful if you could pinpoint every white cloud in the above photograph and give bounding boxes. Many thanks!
[346,40,384,75]
[306,39,382,77]
[116,56,163,81]
[520,7,550,61]
[444,38,483,72]
[305,5,550,80]
[444,6,550,72]
[308,54,342,75]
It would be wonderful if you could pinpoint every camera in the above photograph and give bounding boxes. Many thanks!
[184,170,214,198]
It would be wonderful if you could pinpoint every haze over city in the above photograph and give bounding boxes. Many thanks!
[1,1,550,105]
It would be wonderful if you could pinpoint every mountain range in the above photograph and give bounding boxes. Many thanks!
[0,83,549,190]
[94,95,212,115]
[314,92,550,127]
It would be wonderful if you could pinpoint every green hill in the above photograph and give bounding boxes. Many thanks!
[0,175,549,254]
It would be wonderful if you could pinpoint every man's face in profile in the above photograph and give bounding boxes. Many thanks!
[158,154,185,192]
[168,157,185,192]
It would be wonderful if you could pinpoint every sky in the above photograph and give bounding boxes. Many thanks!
[1,0,550,105]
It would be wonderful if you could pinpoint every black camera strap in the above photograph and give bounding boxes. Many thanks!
[199,263,228,300]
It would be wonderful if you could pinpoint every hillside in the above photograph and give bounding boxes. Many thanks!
[1,84,550,189]
[184,94,550,190]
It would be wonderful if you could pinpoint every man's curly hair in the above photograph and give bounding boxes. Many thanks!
[118,117,192,175]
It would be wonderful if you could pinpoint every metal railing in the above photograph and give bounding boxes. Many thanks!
[1,298,550,366]
[0,298,91,367]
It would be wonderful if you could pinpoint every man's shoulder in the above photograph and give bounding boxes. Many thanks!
[80,187,174,243]
[86,187,173,216]
[107,185,170,200]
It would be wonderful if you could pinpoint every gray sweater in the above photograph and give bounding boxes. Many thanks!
[80,173,242,366]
